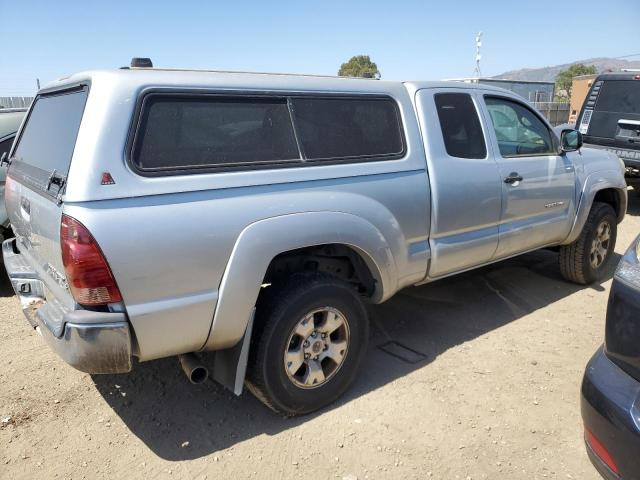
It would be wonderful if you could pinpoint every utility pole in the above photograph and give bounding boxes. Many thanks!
[474,32,483,79]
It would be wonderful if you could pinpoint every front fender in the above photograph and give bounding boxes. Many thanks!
[563,169,627,245]
[201,211,397,351]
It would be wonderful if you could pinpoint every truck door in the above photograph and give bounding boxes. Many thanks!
[415,88,502,277]
[479,95,576,257]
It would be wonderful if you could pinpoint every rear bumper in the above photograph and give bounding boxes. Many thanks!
[583,142,640,174]
[585,439,621,480]
[581,347,640,479]
[3,238,132,374]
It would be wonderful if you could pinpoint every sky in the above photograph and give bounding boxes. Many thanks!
[1,0,639,96]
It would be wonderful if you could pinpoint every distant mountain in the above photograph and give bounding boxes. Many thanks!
[493,57,640,82]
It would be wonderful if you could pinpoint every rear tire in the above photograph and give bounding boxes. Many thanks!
[559,202,617,284]
[246,273,369,416]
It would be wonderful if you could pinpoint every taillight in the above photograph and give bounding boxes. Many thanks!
[60,214,122,306]
[585,428,620,475]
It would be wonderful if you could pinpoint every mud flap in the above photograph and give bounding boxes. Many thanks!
[211,309,255,395]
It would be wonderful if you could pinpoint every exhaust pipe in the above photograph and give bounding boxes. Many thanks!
[178,353,209,384]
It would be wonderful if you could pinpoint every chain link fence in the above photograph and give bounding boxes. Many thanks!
[532,102,570,126]
[0,97,34,109]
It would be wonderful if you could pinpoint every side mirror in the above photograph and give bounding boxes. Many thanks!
[560,129,583,153]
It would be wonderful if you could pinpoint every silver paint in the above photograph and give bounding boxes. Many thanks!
[3,69,627,372]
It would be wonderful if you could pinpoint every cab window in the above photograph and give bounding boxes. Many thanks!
[485,97,555,157]
[434,93,487,159]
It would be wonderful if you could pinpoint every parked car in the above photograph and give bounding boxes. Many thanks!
[0,108,26,240]
[2,64,627,415]
[582,234,640,479]
[576,72,640,188]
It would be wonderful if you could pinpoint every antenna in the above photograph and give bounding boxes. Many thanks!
[474,32,483,78]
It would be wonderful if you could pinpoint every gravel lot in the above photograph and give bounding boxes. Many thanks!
[2,192,639,480]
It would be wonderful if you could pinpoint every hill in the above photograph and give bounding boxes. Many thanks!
[493,57,640,82]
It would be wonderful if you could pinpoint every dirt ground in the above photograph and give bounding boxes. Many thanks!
[2,194,639,480]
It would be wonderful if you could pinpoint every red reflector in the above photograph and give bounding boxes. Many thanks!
[60,214,122,306]
[101,172,115,185]
[585,428,620,475]
[635,75,640,80]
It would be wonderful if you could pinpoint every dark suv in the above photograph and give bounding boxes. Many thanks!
[577,73,640,187]
[581,234,640,479]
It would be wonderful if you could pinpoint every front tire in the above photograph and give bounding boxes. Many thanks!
[246,274,369,416]
[559,202,617,284]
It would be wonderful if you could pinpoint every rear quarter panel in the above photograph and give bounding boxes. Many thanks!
[64,171,431,360]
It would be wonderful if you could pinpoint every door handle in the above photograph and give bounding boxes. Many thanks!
[504,173,523,184]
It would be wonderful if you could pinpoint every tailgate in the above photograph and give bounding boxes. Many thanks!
[583,79,640,151]
[5,85,88,287]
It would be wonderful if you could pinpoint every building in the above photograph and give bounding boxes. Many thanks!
[568,74,597,124]
[446,77,572,125]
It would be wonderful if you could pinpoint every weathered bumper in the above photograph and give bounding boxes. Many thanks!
[583,142,640,175]
[581,347,640,479]
[3,238,132,373]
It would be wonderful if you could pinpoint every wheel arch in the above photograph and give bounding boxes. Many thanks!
[201,211,397,352]
[563,170,627,245]
[263,243,379,298]
[593,188,626,223]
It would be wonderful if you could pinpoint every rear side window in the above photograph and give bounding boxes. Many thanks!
[132,96,300,171]
[290,97,404,160]
[12,88,88,175]
[595,80,640,114]
[434,93,487,159]
[132,94,406,174]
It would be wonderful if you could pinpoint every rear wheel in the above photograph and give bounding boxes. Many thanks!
[559,202,617,284]
[246,274,369,416]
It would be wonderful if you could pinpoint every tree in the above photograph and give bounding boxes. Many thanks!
[338,55,380,79]
[555,63,597,101]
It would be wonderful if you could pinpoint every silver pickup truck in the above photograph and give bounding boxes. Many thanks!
[2,65,627,416]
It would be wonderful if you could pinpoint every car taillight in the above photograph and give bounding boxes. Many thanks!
[585,428,620,475]
[60,214,122,306]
